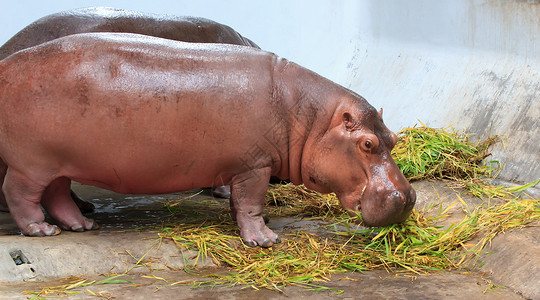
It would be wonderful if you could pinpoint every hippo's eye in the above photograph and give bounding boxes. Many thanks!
[359,136,378,153]
[359,134,379,153]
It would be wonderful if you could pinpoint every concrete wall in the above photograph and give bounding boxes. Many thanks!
[344,0,540,184]
[1,0,538,183]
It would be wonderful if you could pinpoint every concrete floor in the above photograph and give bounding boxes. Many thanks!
[0,181,537,299]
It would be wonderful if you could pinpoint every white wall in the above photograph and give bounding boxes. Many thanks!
[1,1,539,183]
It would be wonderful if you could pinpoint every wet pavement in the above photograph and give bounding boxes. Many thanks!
[0,181,537,299]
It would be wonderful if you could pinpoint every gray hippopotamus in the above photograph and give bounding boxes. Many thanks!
[0,7,259,212]
[0,33,415,247]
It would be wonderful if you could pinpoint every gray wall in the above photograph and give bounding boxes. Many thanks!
[1,0,538,184]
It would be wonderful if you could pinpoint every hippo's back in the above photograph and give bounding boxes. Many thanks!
[0,7,259,60]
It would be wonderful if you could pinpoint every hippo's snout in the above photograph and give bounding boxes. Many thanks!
[354,185,416,227]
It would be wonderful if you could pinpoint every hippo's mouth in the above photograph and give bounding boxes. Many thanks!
[337,184,366,214]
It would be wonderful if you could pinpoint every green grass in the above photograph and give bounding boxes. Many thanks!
[392,123,537,199]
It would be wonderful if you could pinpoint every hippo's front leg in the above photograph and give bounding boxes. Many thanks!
[230,167,280,248]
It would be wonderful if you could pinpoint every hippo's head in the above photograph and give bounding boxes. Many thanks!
[302,96,416,227]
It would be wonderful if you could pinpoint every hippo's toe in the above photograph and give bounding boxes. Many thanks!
[60,217,98,232]
[259,236,282,248]
[25,222,61,236]
[243,239,258,247]
[241,225,281,248]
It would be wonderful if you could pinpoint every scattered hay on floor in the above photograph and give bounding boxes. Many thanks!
[264,184,344,219]
[24,275,131,299]
[159,196,538,292]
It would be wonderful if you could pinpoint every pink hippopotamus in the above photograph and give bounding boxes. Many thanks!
[0,7,260,213]
[0,33,415,247]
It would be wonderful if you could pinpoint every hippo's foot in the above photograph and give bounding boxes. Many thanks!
[24,222,61,237]
[212,185,231,199]
[229,167,277,247]
[41,177,99,233]
[56,217,99,232]
[71,190,95,213]
[237,216,281,248]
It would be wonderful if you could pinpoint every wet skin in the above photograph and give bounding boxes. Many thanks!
[0,7,259,212]
[0,33,415,247]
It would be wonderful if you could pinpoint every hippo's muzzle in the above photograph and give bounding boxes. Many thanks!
[359,185,416,227]
[342,181,416,227]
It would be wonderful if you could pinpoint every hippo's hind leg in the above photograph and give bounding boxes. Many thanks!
[230,167,280,248]
[2,168,60,236]
[41,177,98,232]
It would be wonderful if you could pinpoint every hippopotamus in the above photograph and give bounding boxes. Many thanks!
[0,7,260,212]
[0,6,258,60]
[0,33,415,247]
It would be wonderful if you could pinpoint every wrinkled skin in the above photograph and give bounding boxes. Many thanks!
[0,7,260,212]
[0,33,415,247]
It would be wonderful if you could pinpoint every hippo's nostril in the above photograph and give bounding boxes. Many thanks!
[390,191,406,205]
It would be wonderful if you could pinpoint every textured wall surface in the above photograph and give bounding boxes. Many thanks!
[1,0,538,183]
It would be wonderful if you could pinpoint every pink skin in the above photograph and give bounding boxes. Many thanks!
[0,33,415,247]
[0,7,258,212]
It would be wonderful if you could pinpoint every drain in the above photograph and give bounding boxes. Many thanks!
[9,250,30,265]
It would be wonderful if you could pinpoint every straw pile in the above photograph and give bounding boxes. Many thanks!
[392,122,497,181]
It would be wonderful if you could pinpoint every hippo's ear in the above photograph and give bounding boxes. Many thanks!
[342,112,356,131]
[378,108,383,118]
